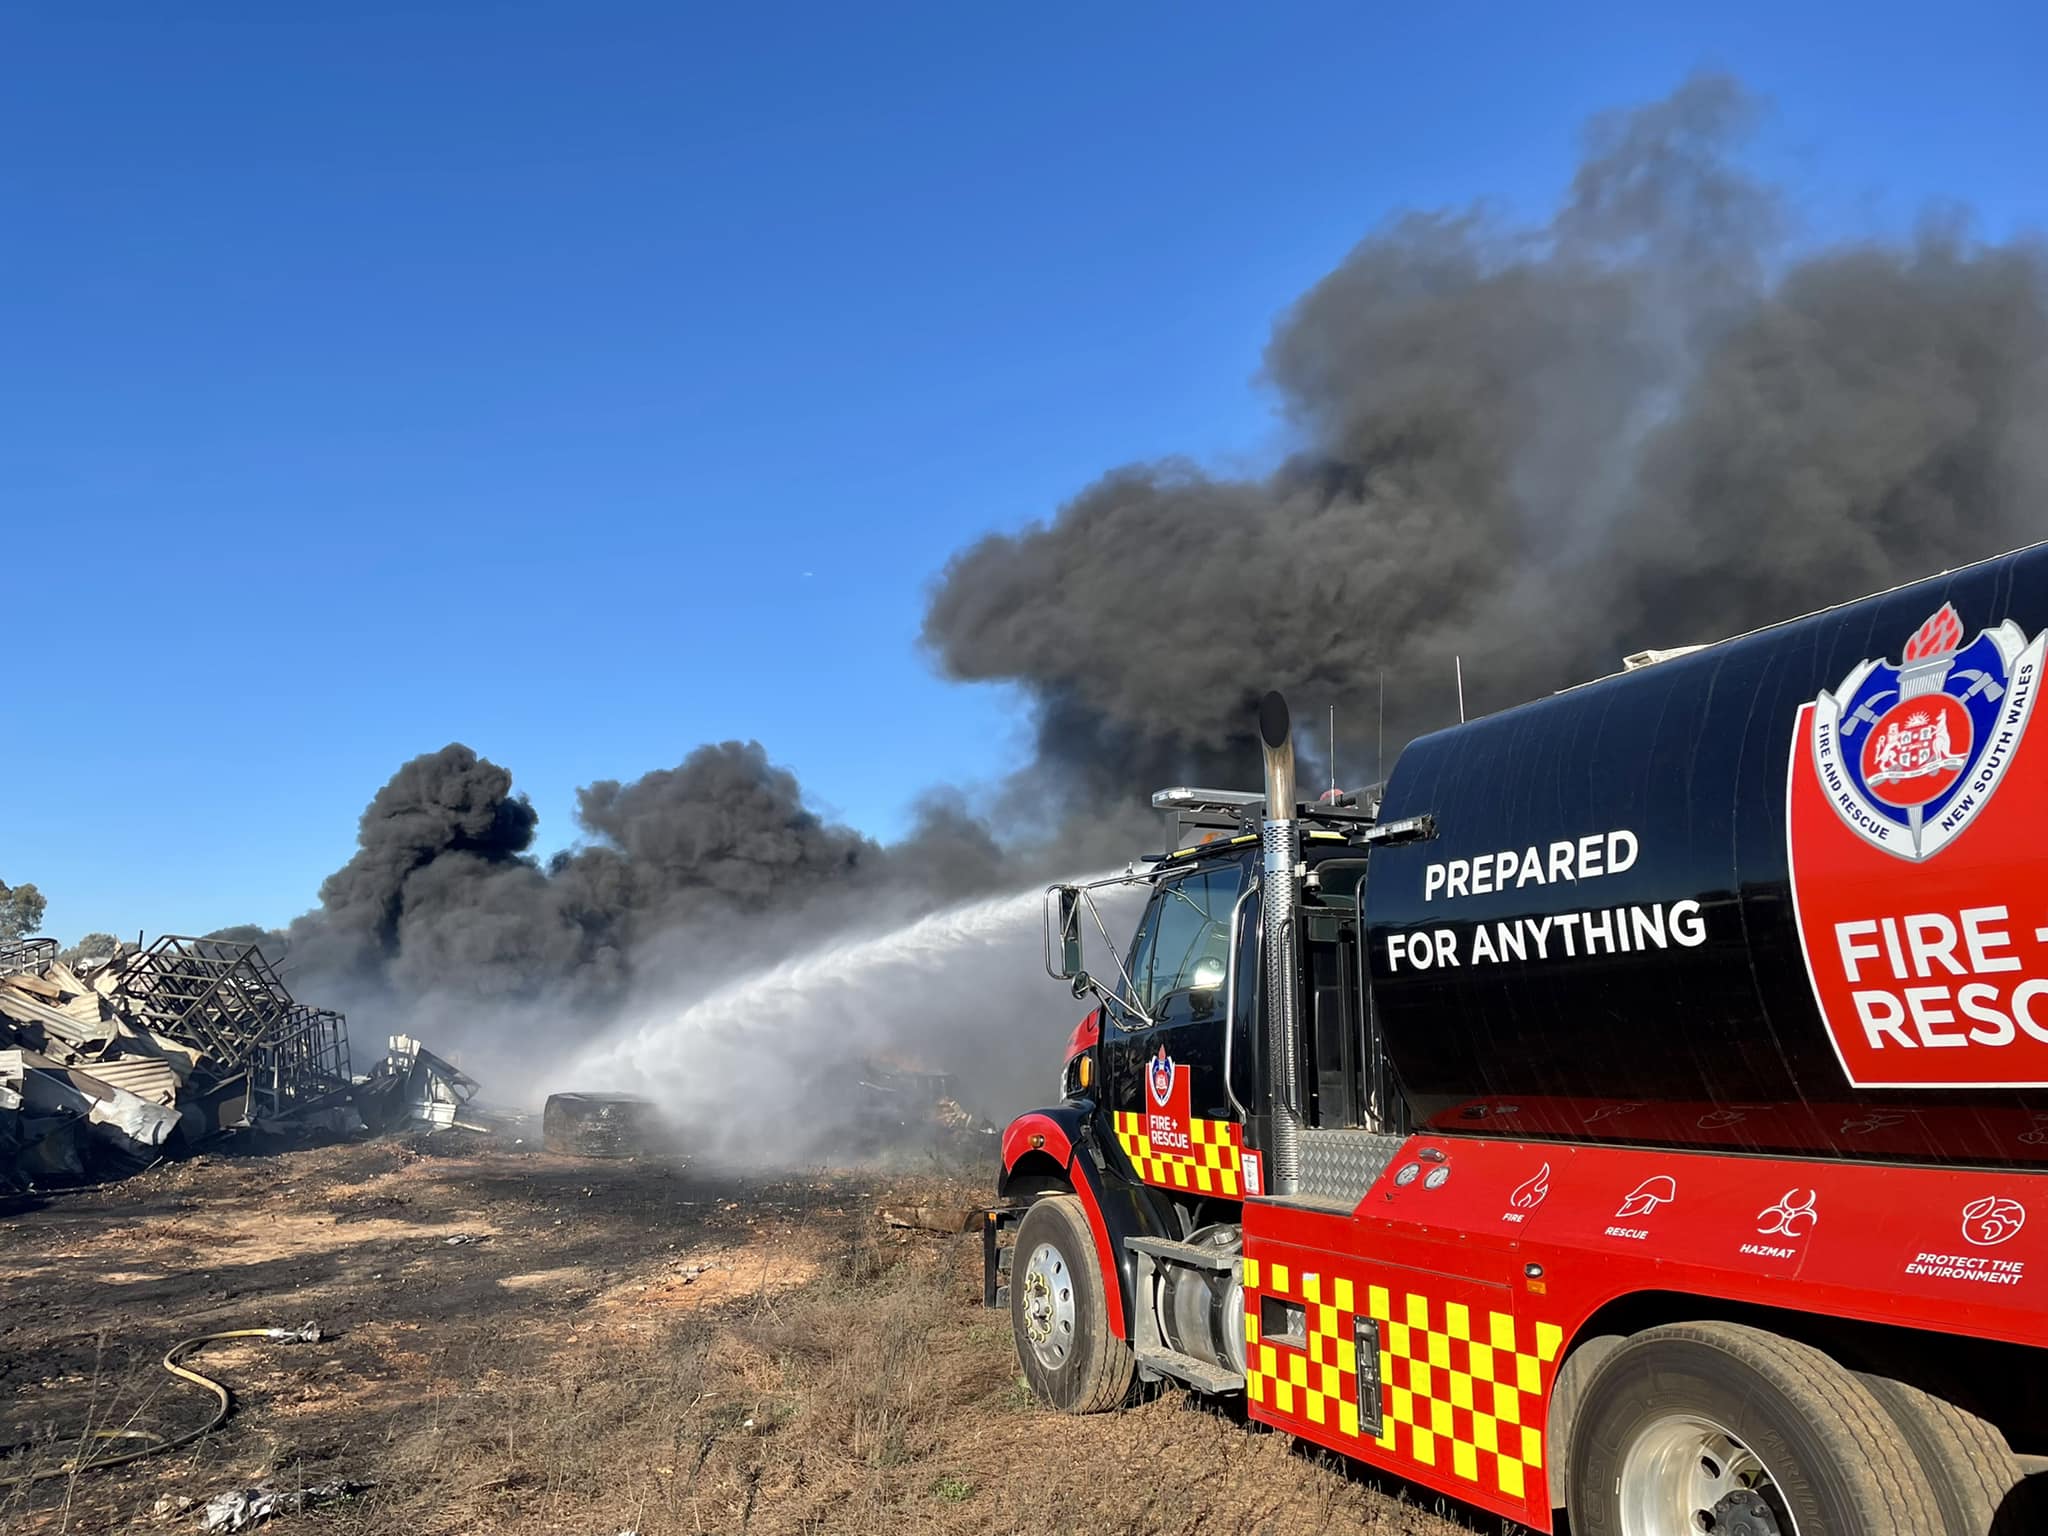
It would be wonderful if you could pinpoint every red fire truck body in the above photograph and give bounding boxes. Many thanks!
[992,545,2048,1535]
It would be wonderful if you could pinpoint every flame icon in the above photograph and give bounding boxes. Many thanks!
[1509,1163,1551,1211]
[1903,603,1965,661]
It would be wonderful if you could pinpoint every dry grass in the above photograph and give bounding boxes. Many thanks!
[305,1229,1485,1536]
[308,1228,1006,1533]
[2,1141,1494,1536]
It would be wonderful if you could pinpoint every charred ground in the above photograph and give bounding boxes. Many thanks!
[2,1139,1486,1536]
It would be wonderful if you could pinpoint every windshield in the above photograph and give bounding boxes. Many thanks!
[1123,862,1246,1016]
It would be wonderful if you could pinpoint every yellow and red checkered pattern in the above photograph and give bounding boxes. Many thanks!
[1112,1112,1242,1196]
[1243,1257,1563,1504]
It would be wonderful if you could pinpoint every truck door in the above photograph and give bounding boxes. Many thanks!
[1301,859,1401,1135]
[1102,860,1248,1199]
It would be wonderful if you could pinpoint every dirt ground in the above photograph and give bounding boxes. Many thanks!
[1,1134,1497,1535]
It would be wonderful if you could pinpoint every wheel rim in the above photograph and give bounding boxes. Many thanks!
[1618,1413,1800,1536]
[1020,1241,1077,1370]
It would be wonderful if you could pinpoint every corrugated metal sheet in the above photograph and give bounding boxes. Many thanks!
[0,1048,180,1147]
[77,1056,180,1107]
[0,988,112,1047]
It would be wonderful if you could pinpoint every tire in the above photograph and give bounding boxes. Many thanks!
[1858,1372,2036,1535]
[1547,1332,1625,1509]
[1567,1321,1944,1536]
[1009,1194,1133,1413]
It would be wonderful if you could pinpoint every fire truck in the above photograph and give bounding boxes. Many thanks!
[988,544,2048,1535]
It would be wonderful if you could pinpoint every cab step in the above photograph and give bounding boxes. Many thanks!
[1133,1344,1244,1395]
[976,1203,1025,1309]
[1123,1234,1241,1271]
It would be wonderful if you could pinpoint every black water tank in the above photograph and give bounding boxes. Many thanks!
[1366,542,2048,1166]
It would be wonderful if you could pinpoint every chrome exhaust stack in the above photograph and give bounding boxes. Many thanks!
[1258,691,1304,1196]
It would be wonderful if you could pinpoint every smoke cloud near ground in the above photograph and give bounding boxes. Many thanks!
[257,74,2047,1156]
[263,737,1066,1143]
[575,877,1140,1164]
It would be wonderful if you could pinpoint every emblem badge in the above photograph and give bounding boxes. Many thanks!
[1809,602,2046,860]
[1147,1046,1176,1109]
[1788,580,2048,1090]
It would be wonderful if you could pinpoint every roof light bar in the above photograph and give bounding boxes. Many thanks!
[1363,813,1437,846]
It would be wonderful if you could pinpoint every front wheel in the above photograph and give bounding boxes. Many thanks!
[1009,1195,1133,1413]
[1566,1322,1943,1535]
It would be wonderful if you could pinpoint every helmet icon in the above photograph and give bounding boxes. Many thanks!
[1615,1175,1677,1218]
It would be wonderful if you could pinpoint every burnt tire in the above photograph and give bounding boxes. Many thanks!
[1858,1372,2036,1535]
[1009,1194,1132,1413]
[1567,1321,1943,1536]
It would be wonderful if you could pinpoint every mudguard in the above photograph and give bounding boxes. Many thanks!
[998,1101,1180,1341]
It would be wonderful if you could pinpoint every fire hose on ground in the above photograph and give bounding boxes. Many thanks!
[4,1324,324,1486]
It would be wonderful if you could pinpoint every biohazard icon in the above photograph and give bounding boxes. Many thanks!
[1509,1163,1551,1212]
[1616,1175,1677,1218]
[1757,1188,1820,1239]
[1962,1195,2027,1248]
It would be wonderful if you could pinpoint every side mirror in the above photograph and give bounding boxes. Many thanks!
[1045,885,1084,980]
[1189,956,1226,991]
[1070,970,1095,1000]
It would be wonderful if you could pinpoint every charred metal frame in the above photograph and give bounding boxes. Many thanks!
[111,937,351,1112]
[254,1005,353,1117]
[112,936,295,1076]
[0,937,57,979]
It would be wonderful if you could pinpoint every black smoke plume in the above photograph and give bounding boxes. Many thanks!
[923,73,2048,795]
[265,74,2046,1143]
[274,740,1019,1068]
[277,741,881,1014]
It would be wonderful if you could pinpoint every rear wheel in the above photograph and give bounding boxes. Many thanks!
[1009,1195,1132,1413]
[1567,1322,1943,1535]
[1858,1371,2035,1535]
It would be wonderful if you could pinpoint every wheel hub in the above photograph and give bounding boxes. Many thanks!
[1019,1242,1076,1369]
[1703,1488,1783,1536]
[1619,1414,1799,1536]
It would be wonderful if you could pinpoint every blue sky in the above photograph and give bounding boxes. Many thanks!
[4,1,2043,940]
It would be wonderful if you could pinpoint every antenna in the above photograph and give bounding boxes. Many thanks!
[1328,704,1337,798]
[1376,670,1384,784]
[1455,656,1467,724]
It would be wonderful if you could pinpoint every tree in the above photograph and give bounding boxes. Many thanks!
[0,880,46,941]
[60,932,120,966]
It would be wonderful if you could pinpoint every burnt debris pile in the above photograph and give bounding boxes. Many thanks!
[0,933,358,1190]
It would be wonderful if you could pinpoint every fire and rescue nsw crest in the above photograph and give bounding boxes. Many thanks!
[1789,597,2048,1089]
[1809,603,2045,861]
